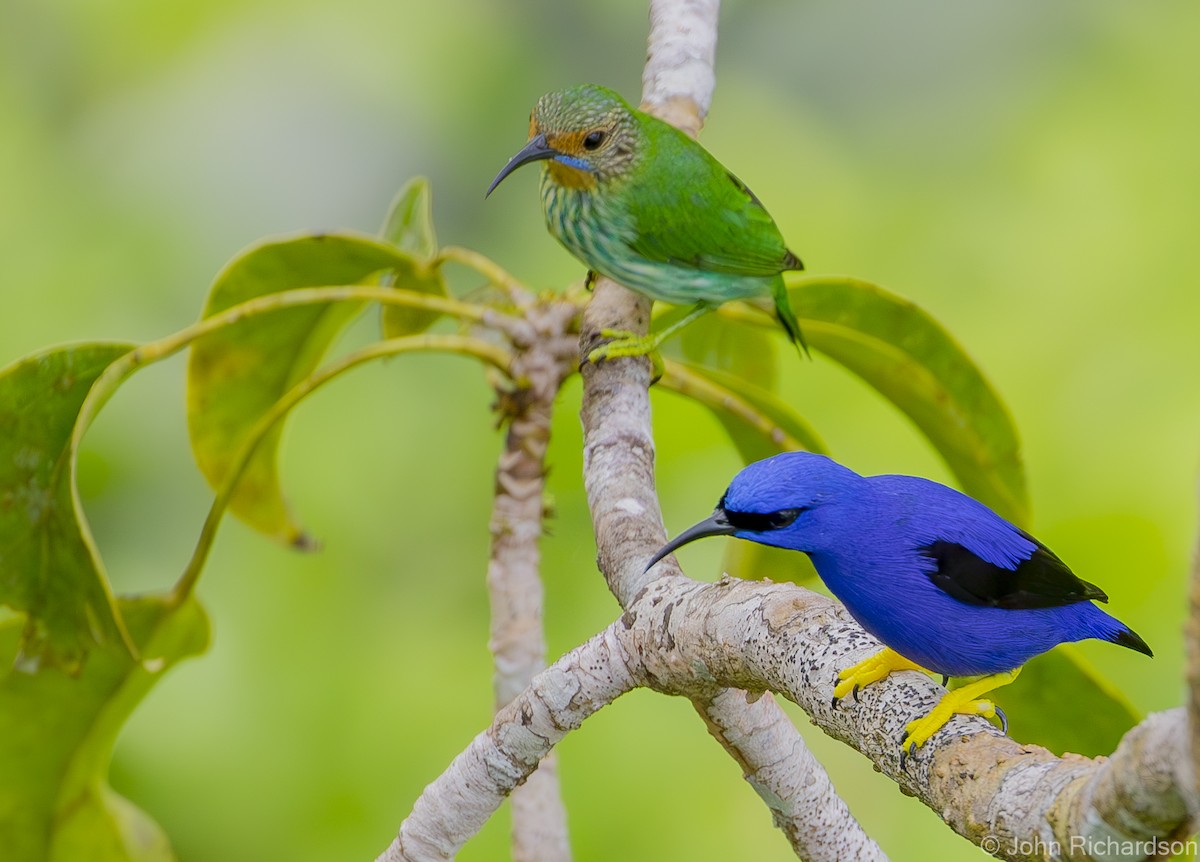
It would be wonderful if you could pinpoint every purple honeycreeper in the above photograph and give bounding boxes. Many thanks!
[648,452,1152,764]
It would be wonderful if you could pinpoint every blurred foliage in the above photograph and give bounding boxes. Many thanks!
[0,595,209,862]
[1,2,1197,861]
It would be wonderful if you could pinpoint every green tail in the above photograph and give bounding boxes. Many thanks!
[771,277,809,357]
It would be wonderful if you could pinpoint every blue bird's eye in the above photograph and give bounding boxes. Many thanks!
[583,130,607,150]
[724,507,804,532]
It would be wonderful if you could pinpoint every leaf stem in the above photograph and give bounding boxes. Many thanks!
[437,246,537,308]
[171,333,513,605]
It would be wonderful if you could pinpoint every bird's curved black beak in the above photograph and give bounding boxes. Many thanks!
[486,133,557,197]
[644,509,736,573]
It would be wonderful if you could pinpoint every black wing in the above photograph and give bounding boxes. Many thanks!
[920,532,1108,610]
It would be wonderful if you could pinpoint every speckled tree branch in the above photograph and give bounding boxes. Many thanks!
[379,572,1194,861]
[486,298,579,862]
[619,576,1196,861]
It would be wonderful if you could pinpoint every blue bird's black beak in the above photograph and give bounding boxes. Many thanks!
[645,509,736,573]
[486,133,557,197]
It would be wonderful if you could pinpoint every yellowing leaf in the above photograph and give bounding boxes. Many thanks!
[186,231,418,545]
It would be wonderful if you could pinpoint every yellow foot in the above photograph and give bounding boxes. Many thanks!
[587,328,662,362]
[586,329,665,380]
[831,647,927,707]
[898,668,1020,768]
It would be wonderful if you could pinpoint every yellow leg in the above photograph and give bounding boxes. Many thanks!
[585,304,711,364]
[900,667,1021,763]
[587,328,661,362]
[832,647,928,705]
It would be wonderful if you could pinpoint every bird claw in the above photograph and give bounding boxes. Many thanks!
[586,330,665,382]
[899,740,918,770]
[587,328,660,359]
[941,674,950,688]
[896,668,1021,764]
[832,648,925,705]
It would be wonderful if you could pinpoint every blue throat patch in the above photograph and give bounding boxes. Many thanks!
[553,154,593,172]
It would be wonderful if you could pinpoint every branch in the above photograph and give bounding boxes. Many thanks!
[1186,471,1200,822]
[616,575,1193,861]
[376,628,638,862]
[641,0,718,134]
[574,2,882,858]
[485,299,579,862]
[384,574,1192,860]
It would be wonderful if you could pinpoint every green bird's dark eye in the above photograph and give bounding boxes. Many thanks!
[583,130,607,150]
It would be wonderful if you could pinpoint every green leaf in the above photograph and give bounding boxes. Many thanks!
[991,645,1141,756]
[187,231,414,546]
[379,177,450,338]
[0,343,136,669]
[0,593,210,862]
[784,276,1029,525]
[380,175,438,257]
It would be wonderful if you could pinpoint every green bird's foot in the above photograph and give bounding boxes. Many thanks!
[898,668,1020,768]
[588,328,660,361]
[586,329,665,380]
[831,647,927,708]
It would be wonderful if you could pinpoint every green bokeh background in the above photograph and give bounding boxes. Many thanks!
[2,1,1196,859]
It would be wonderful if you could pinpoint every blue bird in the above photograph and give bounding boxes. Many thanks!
[647,451,1151,761]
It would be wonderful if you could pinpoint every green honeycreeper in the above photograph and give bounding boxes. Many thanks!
[487,84,807,358]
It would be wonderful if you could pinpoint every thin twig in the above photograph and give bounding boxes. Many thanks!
[485,299,579,862]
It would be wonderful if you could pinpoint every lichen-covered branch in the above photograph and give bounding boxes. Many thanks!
[485,298,579,862]
[618,575,1194,861]
[381,571,1192,861]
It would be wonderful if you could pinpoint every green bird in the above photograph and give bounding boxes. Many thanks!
[487,83,807,358]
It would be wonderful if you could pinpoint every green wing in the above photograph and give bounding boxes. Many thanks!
[626,118,801,277]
